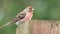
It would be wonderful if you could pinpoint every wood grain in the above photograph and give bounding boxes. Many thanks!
[16,20,60,34]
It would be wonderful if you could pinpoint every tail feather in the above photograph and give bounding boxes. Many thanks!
[0,22,12,29]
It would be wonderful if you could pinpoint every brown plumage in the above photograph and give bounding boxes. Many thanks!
[0,6,34,28]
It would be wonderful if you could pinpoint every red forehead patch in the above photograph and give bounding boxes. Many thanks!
[27,6,32,8]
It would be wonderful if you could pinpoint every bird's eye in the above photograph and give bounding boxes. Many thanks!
[29,8,32,9]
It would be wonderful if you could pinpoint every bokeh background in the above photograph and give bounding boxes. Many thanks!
[0,0,60,34]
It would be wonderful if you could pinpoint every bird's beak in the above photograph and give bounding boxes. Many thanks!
[32,8,35,10]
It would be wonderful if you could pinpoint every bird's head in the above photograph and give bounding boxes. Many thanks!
[24,6,34,12]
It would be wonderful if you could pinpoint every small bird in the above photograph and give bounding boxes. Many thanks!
[0,6,34,28]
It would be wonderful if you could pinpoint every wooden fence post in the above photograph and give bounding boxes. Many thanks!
[16,20,60,34]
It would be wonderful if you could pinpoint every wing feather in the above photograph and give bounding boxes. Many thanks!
[12,11,26,22]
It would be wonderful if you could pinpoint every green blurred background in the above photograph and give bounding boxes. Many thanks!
[0,0,60,34]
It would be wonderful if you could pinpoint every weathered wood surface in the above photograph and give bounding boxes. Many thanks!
[16,20,60,34]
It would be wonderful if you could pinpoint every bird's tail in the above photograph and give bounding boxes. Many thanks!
[0,22,11,29]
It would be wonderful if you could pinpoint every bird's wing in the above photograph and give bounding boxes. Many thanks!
[12,11,26,22]
[0,11,26,29]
